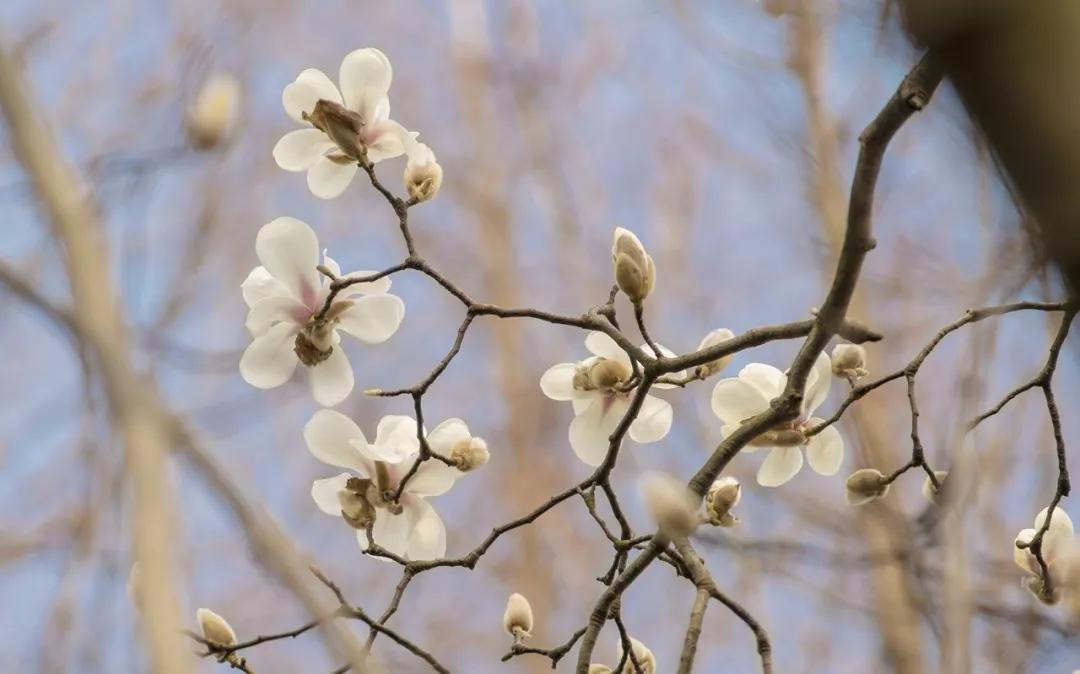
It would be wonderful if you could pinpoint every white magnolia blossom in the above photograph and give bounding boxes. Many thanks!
[239,217,405,407]
[197,608,238,647]
[272,47,418,199]
[306,410,477,561]
[1014,506,1075,603]
[694,327,735,379]
[540,332,676,466]
[617,637,656,674]
[711,352,843,487]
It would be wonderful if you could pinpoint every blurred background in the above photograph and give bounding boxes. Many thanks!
[0,0,1077,672]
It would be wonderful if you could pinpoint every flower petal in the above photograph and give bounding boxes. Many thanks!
[427,418,471,455]
[308,347,354,407]
[804,351,833,417]
[335,269,392,297]
[406,458,461,497]
[366,506,412,558]
[239,322,299,389]
[585,331,631,368]
[241,266,287,307]
[362,119,408,162]
[304,409,371,473]
[540,362,579,401]
[739,363,785,400]
[1014,528,1037,574]
[245,294,309,336]
[282,68,342,123]
[370,415,420,463]
[757,447,804,487]
[273,129,334,171]
[805,423,843,476]
[311,473,353,516]
[405,497,446,561]
[335,294,405,344]
[628,395,673,444]
[339,48,392,121]
[710,378,770,425]
[307,157,357,200]
[569,395,628,467]
[255,216,321,307]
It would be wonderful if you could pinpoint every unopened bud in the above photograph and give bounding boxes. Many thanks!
[831,343,868,381]
[186,74,242,150]
[611,227,655,304]
[197,608,238,647]
[705,477,741,526]
[503,592,534,642]
[641,471,698,538]
[404,143,442,203]
[921,470,948,503]
[694,328,735,378]
[845,468,889,505]
[618,637,656,674]
[450,437,490,472]
[588,666,614,674]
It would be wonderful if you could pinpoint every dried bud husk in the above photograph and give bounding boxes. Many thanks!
[831,343,868,380]
[503,592,534,641]
[705,477,741,526]
[338,483,376,530]
[305,99,366,160]
[197,608,238,647]
[186,74,242,150]
[921,470,948,503]
[845,468,890,505]
[694,328,735,378]
[611,227,655,304]
[404,143,442,203]
[587,358,631,390]
[641,472,698,538]
[450,437,489,472]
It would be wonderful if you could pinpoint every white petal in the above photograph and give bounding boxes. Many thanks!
[339,48,393,121]
[804,352,833,416]
[371,415,420,463]
[366,506,412,558]
[335,269,392,297]
[308,347,354,407]
[1036,507,1075,563]
[585,331,631,368]
[757,447,804,487]
[1035,506,1075,537]
[649,342,683,389]
[628,395,673,444]
[304,409,371,473]
[273,129,334,171]
[1014,528,1037,574]
[312,473,353,516]
[362,119,407,162]
[405,497,446,561]
[540,362,579,401]
[335,295,405,344]
[406,458,461,497]
[805,423,843,476]
[245,295,308,336]
[739,363,785,400]
[307,157,358,200]
[255,217,321,308]
[282,68,342,123]
[427,418,471,455]
[710,379,770,425]
[569,395,628,467]
[241,266,288,307]
[239,322,299,389]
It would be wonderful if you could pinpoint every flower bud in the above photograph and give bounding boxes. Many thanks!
[611,227,655,304]
[185,74,242,150]
[831,343,868,381]
[450,437,490,472]
[589,666,614,674]
[404,143,442,203]
[705,477,741,526]
[921,470,948,502]
[197,608,238,647]
[844,468,889,505]
[694,328,735,378]
[641,471,698,538]
[503,592,534,641]
[618,637,656,674]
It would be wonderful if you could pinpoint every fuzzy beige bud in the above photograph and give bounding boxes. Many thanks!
[705,477,741,526]
[450,437,490,472]
[404,143,442,203]
[921,470,948,502]
[831,343,868,380]
[694,328,735,378]
[844,468,889,505]
[186,74,242,150]
[503,592,534,641]
[641,471,698,538]
[611,227,655,304]
[197,608,238,647]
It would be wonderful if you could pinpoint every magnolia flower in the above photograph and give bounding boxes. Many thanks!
[641,471,698,537]
[540,332,675,466]
[1015,506,1075,604]
[186,73,242,150]
[305,410,470,560]
[611,227,655,304]
[711,352,842,487]
[705,476,741,526]
[239,217,405,407]
[588,667,614,674]
[272,47,416,199]
[197,608,238,647]
[403,141,442,203]
[845,468,889,505]
[502,592,534,641]
[694,328,735,379]
[617,637,656,674]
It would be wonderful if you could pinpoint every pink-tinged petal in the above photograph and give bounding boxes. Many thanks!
[311,473,353,516]
[282,68,342,123]
[585,331,631,368]
[569,395,629,467]
[427,418,471,456]
[308,347,354,407]
[540,362,579,401]
[628,395,673,444]
[245,295,309,336]
[405,497,446,561]
[304,409,371,473]
[335,294,404,344]
[757,447,804,487]
[273,129,334,171]
[306,156,357,199]
[406,458,461,498]
[370,415,420,463]
[239,322,299,389]
[805,423,843,476]
[255,217,321,306]
[710,378,770,426]
[739,363,785,400]
[362,120,408,163]
[241,266,288,308]
[338,48,393,121]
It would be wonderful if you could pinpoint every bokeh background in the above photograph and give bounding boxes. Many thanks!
[0,1,1077,672]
